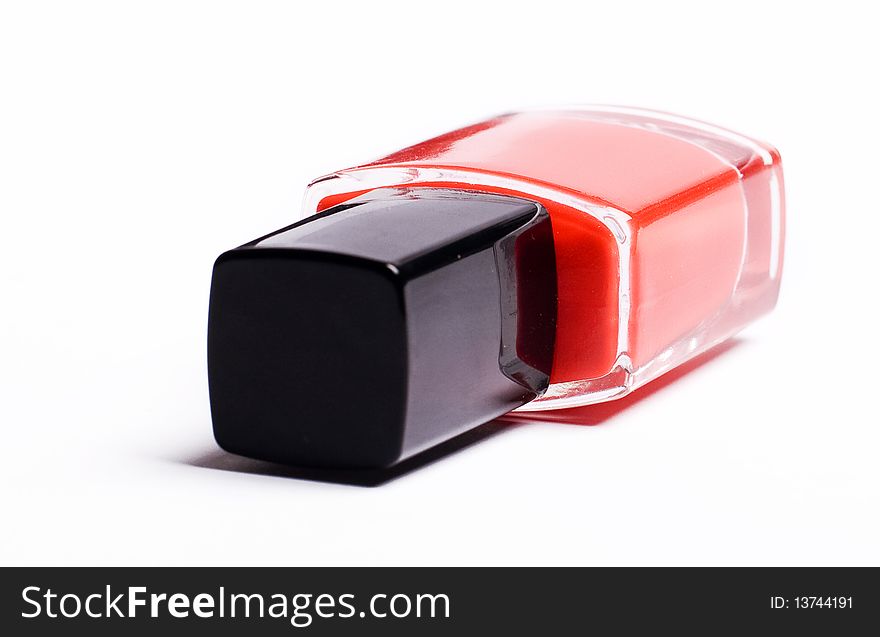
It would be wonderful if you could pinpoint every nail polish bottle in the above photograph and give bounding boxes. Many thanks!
[208,107,784,469]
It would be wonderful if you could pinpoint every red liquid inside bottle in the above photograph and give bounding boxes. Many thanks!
[304,107,784,409]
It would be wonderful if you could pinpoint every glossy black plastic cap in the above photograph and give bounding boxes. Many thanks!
[208,188,557,469]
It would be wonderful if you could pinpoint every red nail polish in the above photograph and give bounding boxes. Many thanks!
[209,107,784,467]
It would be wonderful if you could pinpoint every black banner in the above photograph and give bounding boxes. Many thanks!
[1,567,875,634]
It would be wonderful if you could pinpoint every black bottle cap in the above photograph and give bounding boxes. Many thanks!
[208,188,557,469]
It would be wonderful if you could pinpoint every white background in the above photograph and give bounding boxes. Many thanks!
[2,1,878,566]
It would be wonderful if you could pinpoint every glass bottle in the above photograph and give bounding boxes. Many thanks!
[301,107,785,410]
[208,107,785,467]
